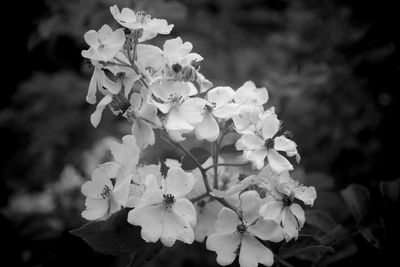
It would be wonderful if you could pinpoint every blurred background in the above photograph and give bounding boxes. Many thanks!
[1,0,399,266]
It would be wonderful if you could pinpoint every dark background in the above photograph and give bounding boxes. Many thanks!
[1,0,399,266]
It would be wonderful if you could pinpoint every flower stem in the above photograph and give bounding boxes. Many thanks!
[204,162,250,172]
[160,130,238,213]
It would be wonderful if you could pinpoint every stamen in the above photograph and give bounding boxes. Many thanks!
[264,138,275,149]
[236,223,247,233]
[163,194,176,208]
[99,185,112,199]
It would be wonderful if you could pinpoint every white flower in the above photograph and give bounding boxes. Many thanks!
[110,5,173,42]
[230,81,269,132]
[124,89,161,149]
[206,191,283,267]
[194,86,237,142]
[232,105,263,133]
[109,135,140,172]
[259,172,316,241]
[127,167,197,247]
[90,94,113,128]
[81,24,125,62]
[151,80,206,133]
[86,60,105,104]
[103,65,141,98]
[234,81,269,107]
[81,162,132,220]
[162,37,203,67]
[236,109,299,173]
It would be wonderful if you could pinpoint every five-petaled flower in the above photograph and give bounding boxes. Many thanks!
[259,171,316,241]
[236,108,300,173]
[127,167,197,247]
[206,191,283,267]
[81,24,125,62]
[81,162,131,220]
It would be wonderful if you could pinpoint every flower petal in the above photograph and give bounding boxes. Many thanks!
[282,207,300,241]
[90,94,112,128]
[239,234,274,267]
[289,203,305,228]
[127,204,164,243]
[207,86,235,109]
[206,232,241,266]
[240,190,262,225]
[293,185,317,206]
[110,135,140,171]
[244,148,268,170]
[160,209,195,246]
[259,199,284,223]
[164,167,195,198]
[131,120,155,149]
[173,198,197,227]
[259,110,280,139]
[81,198,109,220]
[266,149,293,174]
[215,207,241,233]
[194,112,220,142]
[274,135,299,158]
[234,81,269,106]
[247,219,283,242]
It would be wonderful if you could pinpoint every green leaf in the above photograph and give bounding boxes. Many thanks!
[279,235,334,260]
[181,147,210,170]
[340,184,370,223]
[128,242,163,267]
[70,208,146,256]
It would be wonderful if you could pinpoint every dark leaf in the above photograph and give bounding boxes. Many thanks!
[305,210,336,233]
[341,184,370,223]
[128,242,163,267]
[359,218,385,249]
[70,208,146,256]
[279,235,334,260]
[341,184,385,249]
[380,178,400,203]
[181,147,210,170]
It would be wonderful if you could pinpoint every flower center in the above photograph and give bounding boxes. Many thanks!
[264,138,275,149]
[125,106,137,123]
[172,63,182,73]
[204,104,214,113]
[116,72,125,80]
[163,194,176,207]
[168,93,183,108]
[136,11,151,24]
[282,193,295,206]
[99,185,112,199]
[236,223,247,233]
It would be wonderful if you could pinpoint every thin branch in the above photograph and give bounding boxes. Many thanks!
[160,130,238,213]
[204,162,250,172]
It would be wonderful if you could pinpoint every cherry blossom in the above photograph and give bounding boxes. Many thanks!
[206,191,283,267]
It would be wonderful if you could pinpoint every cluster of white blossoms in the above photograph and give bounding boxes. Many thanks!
[80,5,316,267]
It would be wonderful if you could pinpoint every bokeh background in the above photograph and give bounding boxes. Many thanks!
[1,0,399,266]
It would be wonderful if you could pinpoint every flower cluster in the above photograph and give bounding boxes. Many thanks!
[80,5,316,267]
